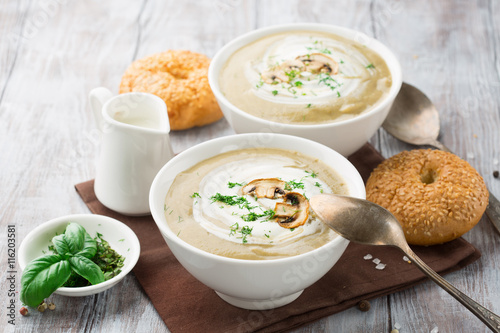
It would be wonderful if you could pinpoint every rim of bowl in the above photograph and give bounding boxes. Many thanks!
[208,23,403,129]
[18,214,140,292]
[150,133,365,266]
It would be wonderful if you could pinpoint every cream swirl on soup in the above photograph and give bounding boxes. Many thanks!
[164,148,348,260]
[194,157,331,245]
[220,31,392,124]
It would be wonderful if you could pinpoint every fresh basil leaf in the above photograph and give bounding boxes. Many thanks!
[63,223,86,254]
[68,254,105,285]
[52,234,72,258]
[20,254,71,308]
[77,232,97,259]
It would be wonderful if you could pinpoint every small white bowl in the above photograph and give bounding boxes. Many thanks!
[150,133,365,310]
[208,23,403,156]
[19,214,140,297]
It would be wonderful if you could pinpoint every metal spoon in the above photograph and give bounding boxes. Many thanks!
[310,194,500,332]
[383,82,500,234]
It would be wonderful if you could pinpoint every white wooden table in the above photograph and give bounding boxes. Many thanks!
[2,1,499,332]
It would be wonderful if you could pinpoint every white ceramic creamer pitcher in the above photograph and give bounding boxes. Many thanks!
[89,87,174,216]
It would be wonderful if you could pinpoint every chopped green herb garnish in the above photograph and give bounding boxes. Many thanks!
[305,170,318,178]
[272,90,278,96]
[229,222,239,236]
[211,193,254,210]
[366,63,375,69]
[190,192,201,198]
[284,180,305,191]
[318,74,342,91]
[227,181,244,188]
[241,212,260,222]
[306,41,331,55]
[285,69,300,80]
[228,223,254,243]
[241,209,275,222]
[93,232,125,281]
[263,210,276,219]
[240,226,253,243]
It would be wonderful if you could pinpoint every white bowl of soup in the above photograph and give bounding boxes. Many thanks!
[149,133,365,310]
[208,23,402,156]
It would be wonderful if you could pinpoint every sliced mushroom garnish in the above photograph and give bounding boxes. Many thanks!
[260,53,338,84]
[261,59,304,84]
[241,178,310,229]
[261,69,290,84]
[296,53,339,75]
[274,192,310,229]
[241,178,286,199]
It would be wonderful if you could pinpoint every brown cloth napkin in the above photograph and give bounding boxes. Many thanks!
[75,143,481,333]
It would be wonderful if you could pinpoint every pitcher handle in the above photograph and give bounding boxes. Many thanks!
[89,87,114,130]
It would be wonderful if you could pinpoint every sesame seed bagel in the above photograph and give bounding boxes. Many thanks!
[119,50,223,130]
[366,149,488,245]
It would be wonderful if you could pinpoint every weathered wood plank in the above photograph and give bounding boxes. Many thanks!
[1,1,166,332]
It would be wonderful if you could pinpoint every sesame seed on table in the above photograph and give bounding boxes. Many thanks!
[1,1,499,333]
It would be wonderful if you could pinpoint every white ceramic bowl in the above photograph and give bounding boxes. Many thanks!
[208,23,403,156]
[19,214,140,297]
[149,133,365,310]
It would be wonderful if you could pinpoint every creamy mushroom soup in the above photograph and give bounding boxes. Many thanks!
[164,148,348,260]
[219,31,392,124]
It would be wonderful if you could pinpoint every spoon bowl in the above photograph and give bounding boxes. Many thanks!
[310,194,404,247]
[310,194,500,332]
[382,82,443,149]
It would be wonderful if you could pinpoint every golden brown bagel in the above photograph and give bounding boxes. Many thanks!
[366,149,488,245]
[119,50,223,130]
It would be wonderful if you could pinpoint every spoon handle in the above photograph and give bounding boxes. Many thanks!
[402,246,500,332]
[485,195,500,235]
[429,139,452,153]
